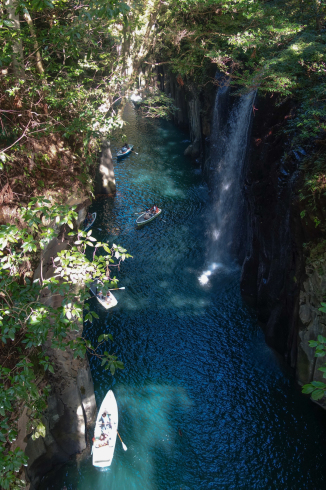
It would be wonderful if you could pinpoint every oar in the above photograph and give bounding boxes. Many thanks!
[109,287,125,290]
[117,431,127,451]
[131,149,138,155]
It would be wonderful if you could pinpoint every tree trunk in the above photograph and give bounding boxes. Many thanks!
[132,0,160,74]
[4,0,25,78]
[23,9,44,75]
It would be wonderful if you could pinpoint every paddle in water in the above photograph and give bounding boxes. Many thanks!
[117,431,127,451]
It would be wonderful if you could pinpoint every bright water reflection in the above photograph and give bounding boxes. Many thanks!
[40,104,326,490]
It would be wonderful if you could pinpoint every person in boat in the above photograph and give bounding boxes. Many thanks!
[99,433,109,446]
[100,412,112,428]
[85,212,92,225]
[106,290,111,301]
[122,143,130,153]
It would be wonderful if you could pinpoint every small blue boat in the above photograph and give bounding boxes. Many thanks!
[84,212,96,232]
[117,144,133,158]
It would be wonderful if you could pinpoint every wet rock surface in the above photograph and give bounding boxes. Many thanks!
[240,95,305,366]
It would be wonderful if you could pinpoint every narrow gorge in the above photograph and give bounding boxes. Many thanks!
[2,0,326,489]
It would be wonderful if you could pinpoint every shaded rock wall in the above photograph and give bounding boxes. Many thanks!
[240,94,326,387]
[240,95,305,366]
[157,66,216,164]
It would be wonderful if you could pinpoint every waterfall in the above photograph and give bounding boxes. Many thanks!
[199,89,255,285]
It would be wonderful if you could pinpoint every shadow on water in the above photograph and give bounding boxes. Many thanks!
[40,103,326,490]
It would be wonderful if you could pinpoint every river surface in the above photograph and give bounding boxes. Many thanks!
[41,103,326,490]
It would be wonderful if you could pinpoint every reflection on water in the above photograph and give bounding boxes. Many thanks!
[40,104,326,490]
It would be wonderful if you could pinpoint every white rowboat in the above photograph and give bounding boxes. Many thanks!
[117,144,134,158]
[92,390,118,468]
[84,212,96,232]
[136,207,162,226]
[90,279,118,309]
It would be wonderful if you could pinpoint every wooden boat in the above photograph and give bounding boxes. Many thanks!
[92,390,118,468]
[84,212,96,232]
[117,144,133,158]
[136,207,162,226]
[90,279,118,309]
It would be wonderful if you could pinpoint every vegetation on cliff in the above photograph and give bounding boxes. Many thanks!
[302,325,326,401]
[150,0,326,227]
[0,198,131,489]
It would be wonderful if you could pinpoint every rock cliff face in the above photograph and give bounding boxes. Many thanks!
[21,198,97,489]
[240,95,326,398]
[240,95,305,367]
[157,66,216,164]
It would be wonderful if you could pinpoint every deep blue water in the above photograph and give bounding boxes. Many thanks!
[40,103,326,490]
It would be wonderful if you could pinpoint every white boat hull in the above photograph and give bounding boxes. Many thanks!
[136,208,162,226]
[92,390,118,468]
[90,280,118,309]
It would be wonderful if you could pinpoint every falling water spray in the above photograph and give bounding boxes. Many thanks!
[199,90,256,285]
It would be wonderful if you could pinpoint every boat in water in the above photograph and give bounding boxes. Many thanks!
[117,144,133,158]
[92,390,118,468]
[136,206,162,226]
[90,279,118,309]
[84,212,96,232]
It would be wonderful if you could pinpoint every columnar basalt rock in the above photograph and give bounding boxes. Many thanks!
[157,66,216,164]
[240,95,305,366]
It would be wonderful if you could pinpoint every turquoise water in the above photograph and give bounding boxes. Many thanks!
[40,104,326,490]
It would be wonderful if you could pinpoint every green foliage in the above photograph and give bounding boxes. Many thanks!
[151,0,326,222]
[139,90,179,119]
[302,327,326,401]
[0,198,130,488]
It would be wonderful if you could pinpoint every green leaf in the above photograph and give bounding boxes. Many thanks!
[315,352,326,358]
[302,384,315,394]
[311,381,326,388]
[311,389,325,401]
